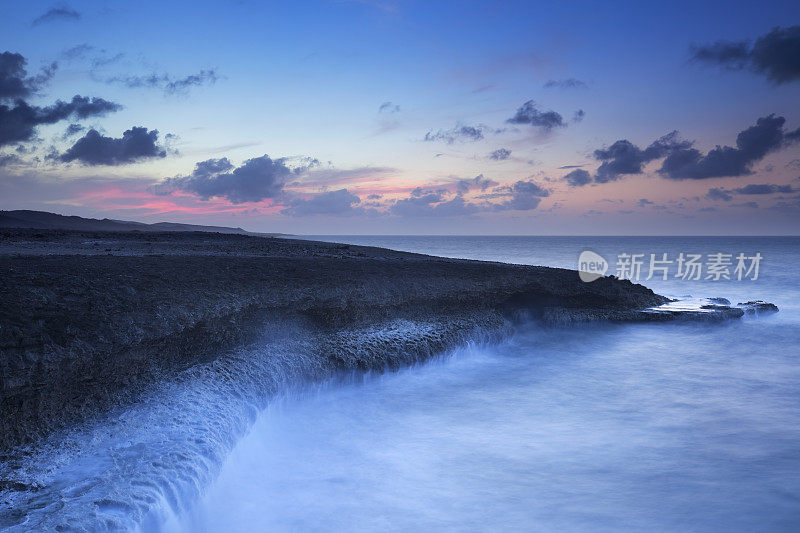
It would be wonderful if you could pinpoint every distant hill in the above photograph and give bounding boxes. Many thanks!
[0,210,286,236]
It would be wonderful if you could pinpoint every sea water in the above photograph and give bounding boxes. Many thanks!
[178,237,800,532]
[3,237,799,532]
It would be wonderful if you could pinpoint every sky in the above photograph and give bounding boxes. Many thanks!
[1,0,799,235]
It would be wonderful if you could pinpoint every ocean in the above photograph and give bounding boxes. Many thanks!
[5,237,800,532]
[179,236,800,532]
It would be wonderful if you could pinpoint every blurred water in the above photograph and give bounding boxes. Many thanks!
[174,236,800,532]
[4,237,799,532]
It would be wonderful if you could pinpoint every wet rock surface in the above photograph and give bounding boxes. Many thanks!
[0,229,760,451]
[737,300,780,314]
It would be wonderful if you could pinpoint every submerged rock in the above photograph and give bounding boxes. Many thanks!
[737,300,780,314]
[708,297,732,305]
[643,296,780,322]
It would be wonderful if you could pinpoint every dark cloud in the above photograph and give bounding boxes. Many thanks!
[734,183,794,194]
[56,95,122,119]
[506,100,565,131]
[573,109,585,123]
[543,78,588,90]
[734,201,759,209]
[594,131,690,182]
[378,101,400,113]
[563,168,591,187]
[32,5,81,26]
[0,154,21,167]
[0,52,57,100]
[705,183,794,202]
[154,155,297,203]
[282,189,365,217]
[0,52,31,100]
[691,26,800,84]
[60,127,166,166]
[0,95,121,147]
[424,124,488,144]
[489,148,511,160]
[660,115,797,180]
[637,198,654,207]
[493,180,549,211]
[456,174,499,194]
[586,115,799,184]
[706,187,733,201]
[106,70,219,95]
[62,123,85,138]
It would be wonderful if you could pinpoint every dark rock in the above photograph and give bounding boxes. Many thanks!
[737,301,779,314]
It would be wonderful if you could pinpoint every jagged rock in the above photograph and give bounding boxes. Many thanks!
[737,300,780,314]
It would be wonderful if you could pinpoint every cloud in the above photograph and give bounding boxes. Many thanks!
[63,44,93,60]
[456,174,499,194]
[594,131,691,182]
[706,183,794,202]
[0,154,21,167]
[62,123,85,138]
[543,78,588,89]
[488,148,511,160]
[563,168,591,187]
[660,115,798,180]
[0,51,57,100]
[154,155,298,203]
[378,101,400,113]
[493,180,549,211]
[637,198,654,207]
[59,127,166,166]
[584,115,799,184]
[0,52,33,100]
[573,109,585,123]
[32,5,81,26]
[706,187,733,201]
[106,70,219,95]
[506,100,565,131]
[734,183,794,194]
[164,71,219,94]
[282,189,365,217]
[391,190,480,217]
[690,26,800,84]
[56,95,122,118]
[0,95,121,147]
[91,53,125,69]
[424,124,489,144]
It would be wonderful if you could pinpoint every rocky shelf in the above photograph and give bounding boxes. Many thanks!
[0,229,774,451]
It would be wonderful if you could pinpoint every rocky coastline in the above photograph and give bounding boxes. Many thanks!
[0,229,766,452]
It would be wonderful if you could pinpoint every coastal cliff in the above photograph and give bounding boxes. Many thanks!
[1,229,670,450]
